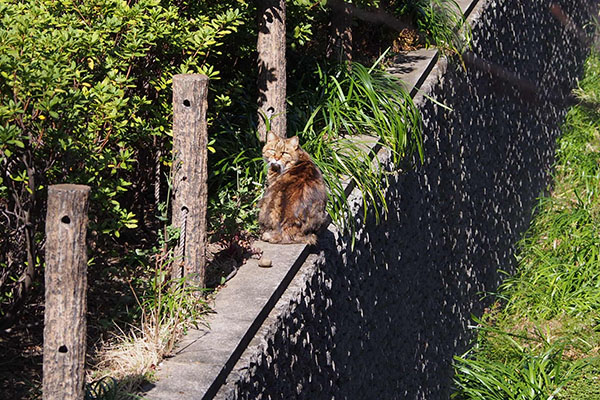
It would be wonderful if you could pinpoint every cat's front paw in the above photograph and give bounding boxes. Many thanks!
[261,231,282,243]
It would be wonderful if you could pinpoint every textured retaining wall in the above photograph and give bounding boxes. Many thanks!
[217,0,592,398]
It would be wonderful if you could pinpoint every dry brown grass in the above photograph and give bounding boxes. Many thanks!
[89,311,185,397]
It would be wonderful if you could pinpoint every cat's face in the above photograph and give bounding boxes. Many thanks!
[262,133,300,174]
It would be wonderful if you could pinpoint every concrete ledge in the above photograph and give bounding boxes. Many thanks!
[142,242,310,399]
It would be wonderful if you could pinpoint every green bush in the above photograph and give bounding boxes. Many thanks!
[0,0,244,310]
[0,0,243,234]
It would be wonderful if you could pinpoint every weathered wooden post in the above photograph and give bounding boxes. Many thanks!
[42,184,90,400]
[257,0,287,141]
[171,74,209,287]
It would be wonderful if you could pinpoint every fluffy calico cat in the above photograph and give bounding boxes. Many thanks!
[258,132,327,245]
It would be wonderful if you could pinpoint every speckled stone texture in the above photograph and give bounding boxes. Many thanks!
[218,0,593,399]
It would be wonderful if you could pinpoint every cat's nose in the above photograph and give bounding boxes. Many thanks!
[269,162,281,173]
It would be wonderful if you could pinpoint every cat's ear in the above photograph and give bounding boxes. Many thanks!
[288,135,299,149]
[266,132,277,142]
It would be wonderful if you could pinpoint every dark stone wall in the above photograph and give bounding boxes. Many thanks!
[220,0,593,398]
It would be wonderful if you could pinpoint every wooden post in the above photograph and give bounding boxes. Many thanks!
[43,184,90,400]
[327,0,353,63]
[257,0,287,141]
[171,74,208,287]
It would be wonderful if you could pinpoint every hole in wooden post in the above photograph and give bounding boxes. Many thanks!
[181,206,189,213]
[61,216,70,224]
[182,176,187,182]
[183,99,191,107]
[58,345,68,353]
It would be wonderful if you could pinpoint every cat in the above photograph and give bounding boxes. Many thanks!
[258,132,328,245]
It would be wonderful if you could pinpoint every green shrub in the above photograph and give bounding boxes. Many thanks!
[0,0,243,234]
[0,0,244,311]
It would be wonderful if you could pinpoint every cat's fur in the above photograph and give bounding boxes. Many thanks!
[258,132,327,245]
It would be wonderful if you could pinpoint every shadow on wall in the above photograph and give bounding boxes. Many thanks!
[227,0,592,399]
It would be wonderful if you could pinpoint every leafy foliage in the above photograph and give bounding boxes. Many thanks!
[296,56,422,235]
[293,0,469,55]
[208,53,424,243]
[397,0,470,53]
[0,0,244,310]
[0,0,243,234]
[89,193,209,399]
